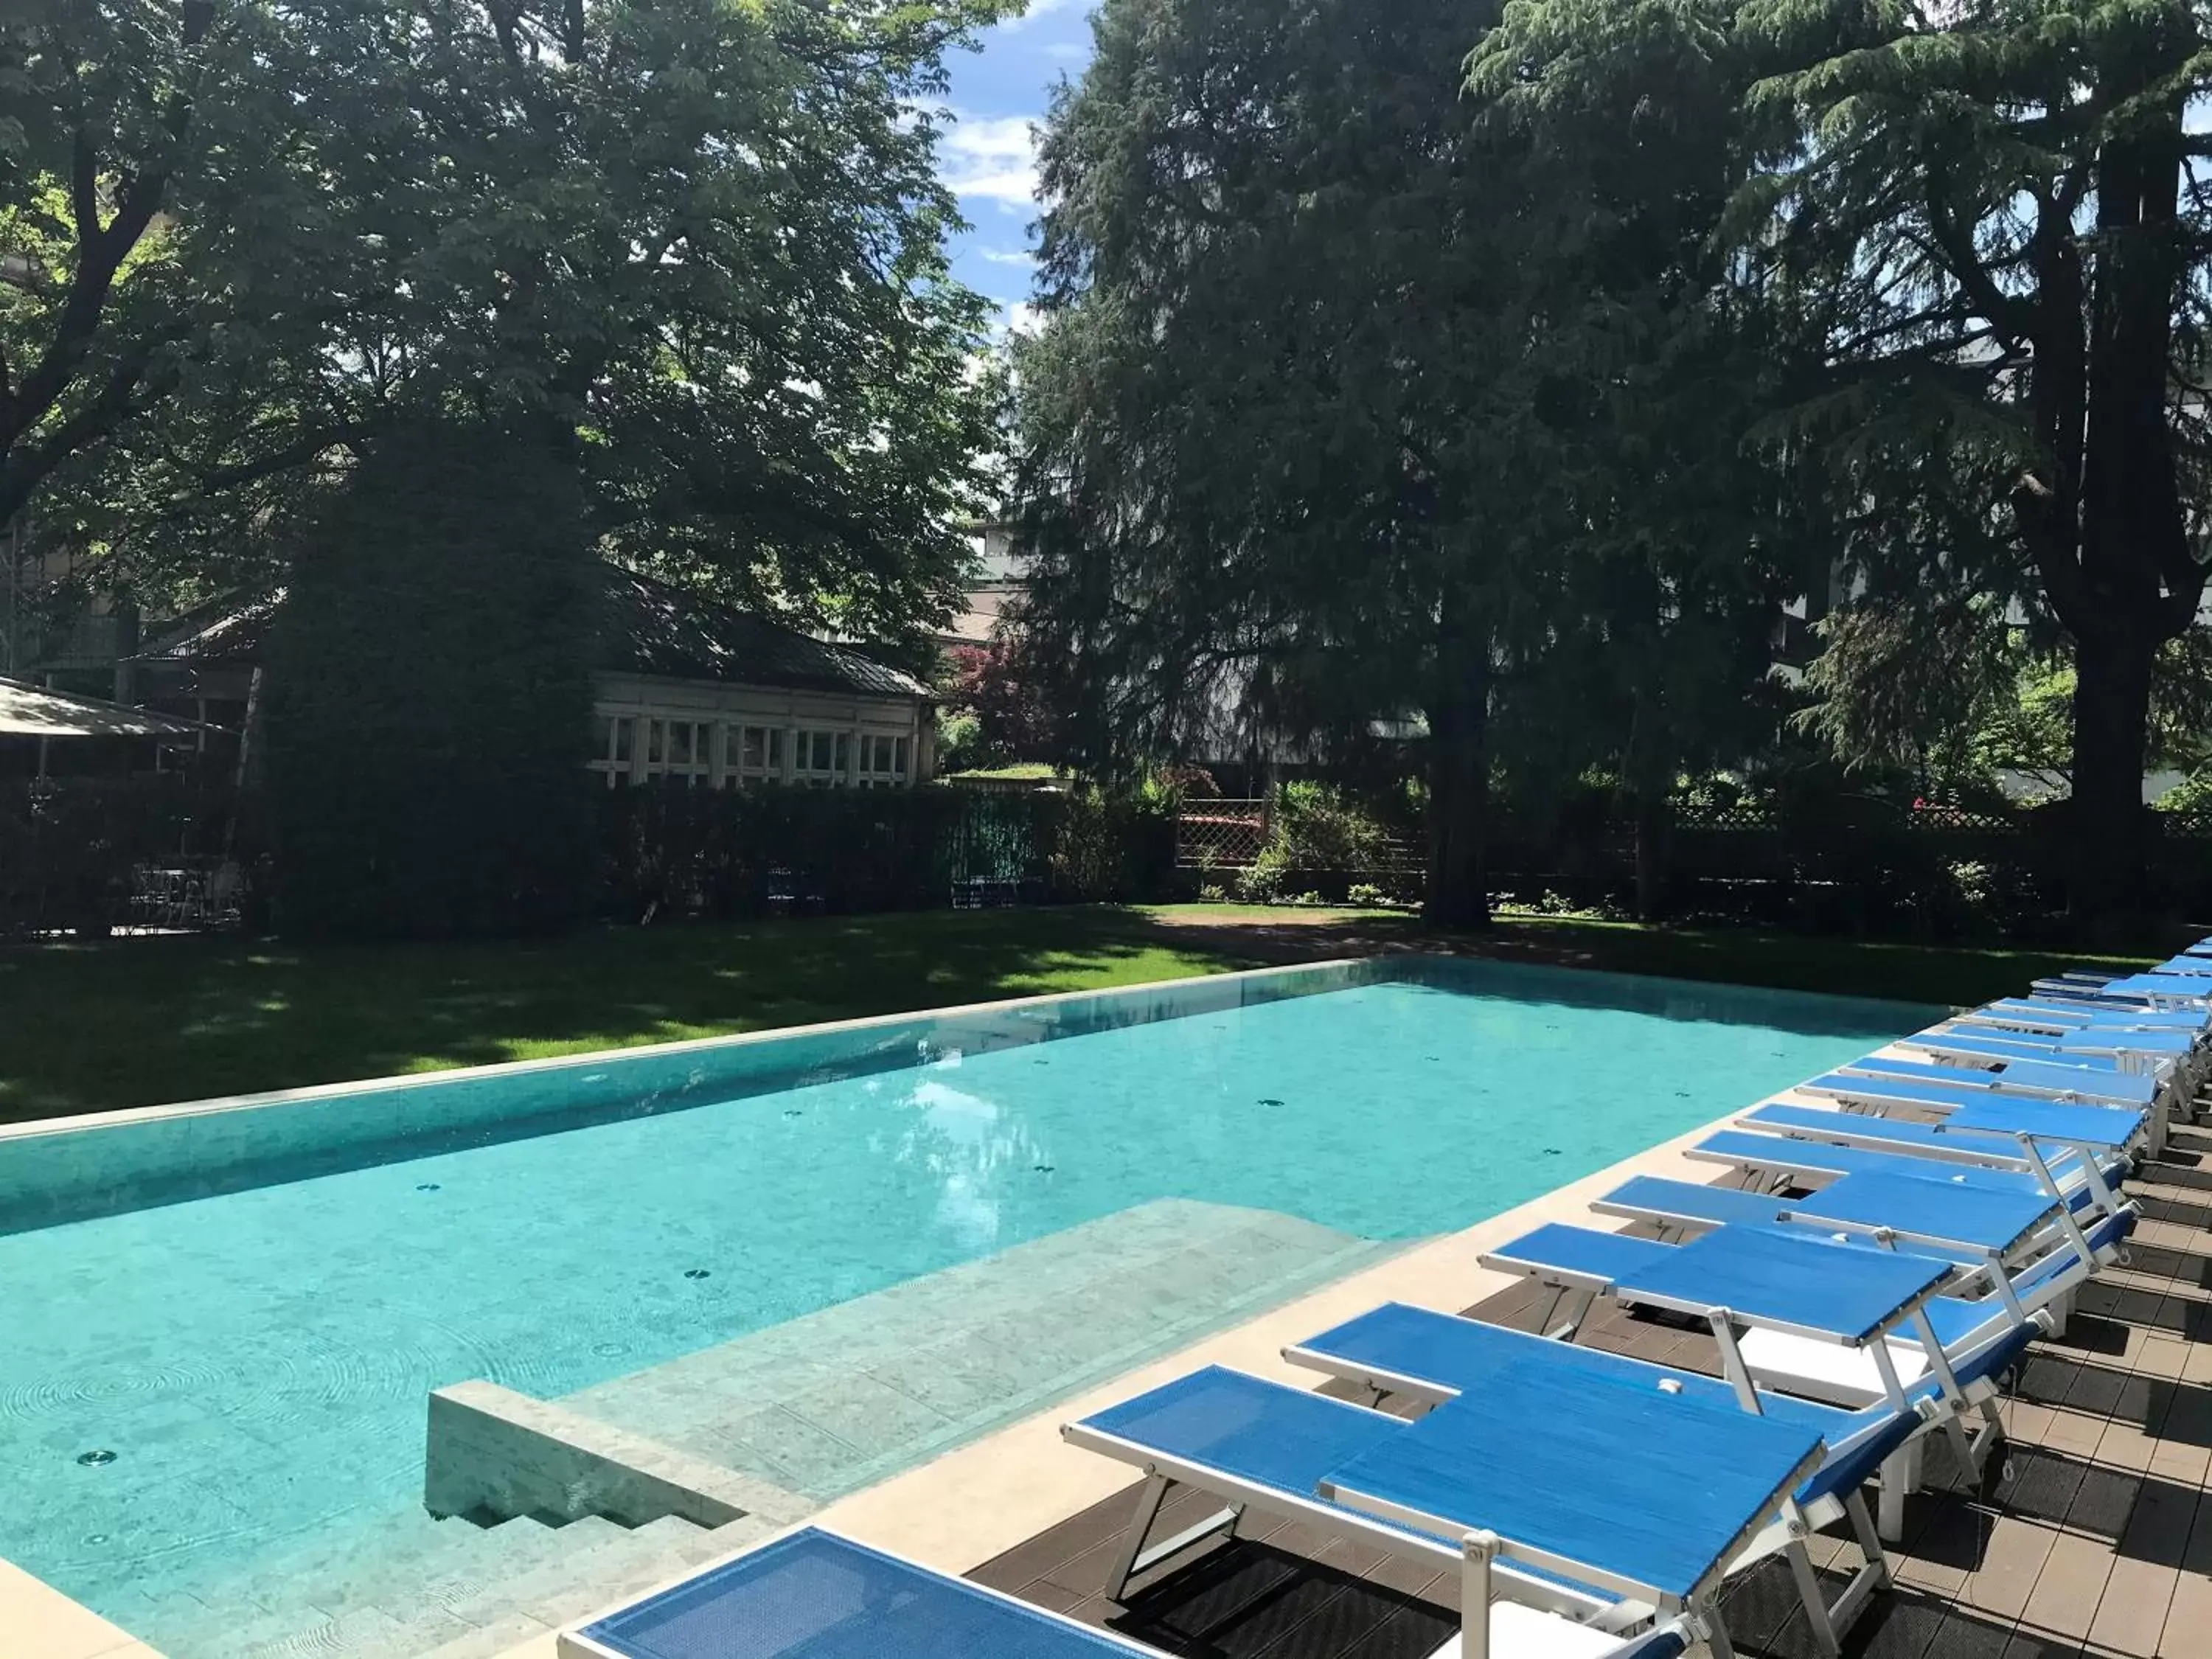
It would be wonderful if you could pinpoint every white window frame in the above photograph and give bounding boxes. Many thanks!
[793,728,851,787]
[726,724,785,787]
[639,715,714,787]
[588,713,636,788]
[855,731,911,788]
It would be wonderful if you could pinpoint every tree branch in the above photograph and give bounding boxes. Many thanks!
[1923,176,2035,345]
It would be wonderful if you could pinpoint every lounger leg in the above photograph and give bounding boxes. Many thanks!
[1105,1474,1169,1601]
[1546,1283,1598,1341]
[1785,1539,1843,1659]
[1843,1492,1893,1591]
[1461,1531,1498,1659]
[1939,1409,1979,1477]
[1104,1472,1241,1601]
[1693,1593,1738,1659]
[1876,1439,1921,1543]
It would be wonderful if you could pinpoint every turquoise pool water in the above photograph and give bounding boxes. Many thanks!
[0,961,1919,1652]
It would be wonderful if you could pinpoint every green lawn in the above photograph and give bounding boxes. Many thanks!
[0,909,1252,1122]
[0,902,2159,1122]
[1135,905,2157,1005]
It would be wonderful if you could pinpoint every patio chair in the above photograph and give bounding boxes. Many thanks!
[2079,970,2212,1008]
[1065,1360,1847,1658]
[1477,1214,2095,1395]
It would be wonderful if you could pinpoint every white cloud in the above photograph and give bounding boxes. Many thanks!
[942,112,1040,210]
[978,247,1035,266]
[1004,302,1045,338]
[1004,0,1082,28]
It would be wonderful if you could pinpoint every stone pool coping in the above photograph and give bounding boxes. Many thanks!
[0,959,1920,1657]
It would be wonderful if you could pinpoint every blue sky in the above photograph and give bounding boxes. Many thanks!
[937,1,1096,333]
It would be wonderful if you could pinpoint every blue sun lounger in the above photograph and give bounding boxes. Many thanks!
[1974,997,2205,1036]
[1829,1053,2157,1111]
[1068,1363,1817,1659]
[1283,1309,1916,1652]
[1731,1103,2130,1218]
[1905,1028,2162,1075]
[1804,1067,2152,1143]
[1945,1017,2197,1073]
[1684,1128,2107,1214]
[1588,1169,2067,1271]
[1282,1294,2031,1554]
[2090,971,2212,1006]
[563,1528,1175,1659]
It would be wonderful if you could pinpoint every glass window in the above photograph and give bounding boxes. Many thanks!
[612,718,633,764]
[767,728,783,768]
[834,733,850,773]
[669,723,693,765]
[894,736,909,776]
[646,720,665,765]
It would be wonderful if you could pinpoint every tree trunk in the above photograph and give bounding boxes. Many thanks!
[1625,684,1672,922]
[1424,599,1489,929]
[2067,627,2154,931]
[1632,785,1671,922]
[2037,71,2195,933]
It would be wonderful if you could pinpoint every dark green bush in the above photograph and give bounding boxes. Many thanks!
[262,418,597,938]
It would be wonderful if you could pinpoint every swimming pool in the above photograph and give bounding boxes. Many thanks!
[0,957,1923,1657]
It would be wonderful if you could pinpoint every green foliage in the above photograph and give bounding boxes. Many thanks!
[2155,775,2212,816]
[1727,0,2212,913]
[1230,785,1402,903]
[934,709,984,774]
[9,0,1006,655]
[1017,0,1812,926]
[262,417,597,938]
[939,639,1055,767]
[1270,783,1394,874]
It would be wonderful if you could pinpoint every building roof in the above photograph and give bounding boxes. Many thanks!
[139,567,931,702]
[599,570,930,699]
[0,677,204,740]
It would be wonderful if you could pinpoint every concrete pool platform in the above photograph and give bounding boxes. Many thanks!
[509,1099,2212,1659]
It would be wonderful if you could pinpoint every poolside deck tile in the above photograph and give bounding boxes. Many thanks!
[967,1115,2212,1658]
